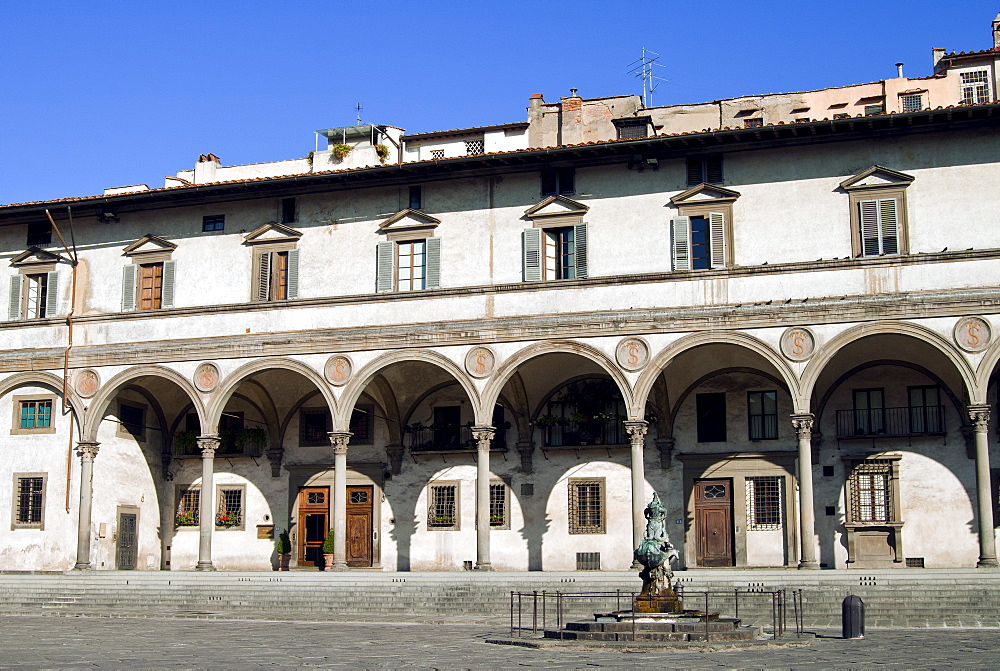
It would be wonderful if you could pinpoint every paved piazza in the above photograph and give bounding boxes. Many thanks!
[1,616,999,669]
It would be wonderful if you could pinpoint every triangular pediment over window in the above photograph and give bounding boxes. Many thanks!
[10,247,64,268]
[840,165,914,191]
[243,222,303,244]
[669,183,741,205]
[523,195,589,219]
[122,234,178,257]
[377,209,441,234]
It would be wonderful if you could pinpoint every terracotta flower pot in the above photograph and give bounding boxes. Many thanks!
[278,553,290,571]
[324,553,335,570]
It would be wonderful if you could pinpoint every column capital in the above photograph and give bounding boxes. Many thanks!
[471,425,495,446]
[76,442,100,460]
[790,413,815,438]
[197,435,220,457]
[624,420,649,441]
[328,431,352,455]
[968,405,991,431]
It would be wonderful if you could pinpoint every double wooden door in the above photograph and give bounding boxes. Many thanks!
[297,485,373,568]
[694,479,734,567]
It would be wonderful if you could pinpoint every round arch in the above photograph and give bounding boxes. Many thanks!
[975,332,1000,402]
[799,322,978,406]
[481,340,634,422]
[632,331,800,416]
[0,371,86,434]
[82,365,205,442]
[338,349,481,428]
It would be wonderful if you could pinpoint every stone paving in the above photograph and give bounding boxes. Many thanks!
[0,615,999,669]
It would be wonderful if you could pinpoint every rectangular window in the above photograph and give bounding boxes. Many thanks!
[408,186,423,210]
[175,486,200,527]
[464,139,484,155]
[13,475,45,528]
[908,386,943,434]
[19,400,52,429]
[960,70,991,105]
[833,113,850,119]
[900,94,923,112]
[540,168,575,197]
[428,483,458,529]
[616,121,648,139]
[432,405,461,448]
[23,273,49,319]
[864,104,885,116]
[138,262,164,310]
[218,411,245,455]
[748,390,778,440]
[543,227,576,280]
[851,461,891,523]
[568,478,605,534]
[689,215,710,270]
[350,404,374,445]
[686,156,723,186]
[852,388,885,435]
[215,486,244,530]
[746,476,783,530]
[430,149,445,160]
[489,481,508,528]
[255,249,299,301]
[119,403,145,440]
[696,392,727,442]
[858,198,899,256]
[743,118,763,128]
[26,222,51,247]
[299,408,330,447]
[671,212,727,271]
[202,215,225,232]
[280,198,296,224]
[397,240,426,291]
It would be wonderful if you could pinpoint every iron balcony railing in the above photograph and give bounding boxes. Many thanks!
[836,405,945,439]
[542,421,627,447]
[405,425,506,452]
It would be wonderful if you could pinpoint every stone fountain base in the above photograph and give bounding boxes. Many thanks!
[543,611,763,642]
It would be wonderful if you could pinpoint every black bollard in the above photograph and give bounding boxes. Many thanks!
[842,595,865,639]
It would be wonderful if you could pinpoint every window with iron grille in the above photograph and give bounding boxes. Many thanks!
[350,404,374,445]
[746,476,783,530]
[19,399,52,430]
[464,139,484,155]
[299,408,330,446]
[960,70,991,105]
[13,475,45,528]
[576,552,601,570]
[686,156,723,186]
[430,149,445,160]
[850,461,892,523]
[540,168,575,197]
[428,483,458,529]
[489,481,508,528]
[900,94,923,112]
[215,486,244,530]
[175,486,200,527]
[743,118,763,128]
[568,478,605,534]
[748,390,778,440]
[616,121,648,139]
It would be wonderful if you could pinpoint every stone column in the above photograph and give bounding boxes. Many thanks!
[472,425,496,571]
[969,406,998,568]
[329,432,352,571]
[73,442,100,570]
[791,414,819,569]
[195,435,220,571]
[625,420,649,564]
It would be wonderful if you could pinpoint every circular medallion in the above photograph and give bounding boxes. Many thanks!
[193,362,220,393]
[74,369,100,398]
[615,337,650,372]
[780,327,815,362]
[464,346,496,378]
[954,316,992,353]
[324,355,353,386]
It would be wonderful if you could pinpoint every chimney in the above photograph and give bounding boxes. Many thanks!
[932,47,946,70]
[895,62,904,78]
[993,12,1000,50]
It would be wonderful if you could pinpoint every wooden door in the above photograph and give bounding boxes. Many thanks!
[297,487,329,568]
[116,513,138,570]
[346,485,373,567]
[694,479,734,567]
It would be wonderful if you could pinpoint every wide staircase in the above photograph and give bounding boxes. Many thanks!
[0,568,998,628]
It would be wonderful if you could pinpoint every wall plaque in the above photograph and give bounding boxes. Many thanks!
[193,362,220,392]
[954,316,992,353]
[324,355,353,386]
[615,337,650,372]
[780,327,815,362]
[75,369,100,398]
[464,346,496,378]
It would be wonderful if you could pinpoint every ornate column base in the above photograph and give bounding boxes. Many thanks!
[473,561,493,571]
[72,562,92,570]
[195,561,216,571]
[797,559,820,570]
[977,558,1000,568]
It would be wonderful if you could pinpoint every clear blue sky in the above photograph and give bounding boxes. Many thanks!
[2,1,997,205]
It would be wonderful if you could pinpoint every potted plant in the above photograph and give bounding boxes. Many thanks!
[322,528,335,570]
[174,430,198,456]
[331,143,353,160]
[374,144,390,162]
[275,529,291,571]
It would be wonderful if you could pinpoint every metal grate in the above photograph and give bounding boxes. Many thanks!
[743,118,763,128]
[901,94,923,112]
[16,477,43,525]
[576,552,601,570]
[568,479,604,534]
[464,139,484,155]
[428,484,457,528]
[617,122,648,139]
[851,461,891,523]
[746,476,783,530]
[906,557,925,568]
[216,488,242,528]
[430,149,444,159]
[175,487,200,526]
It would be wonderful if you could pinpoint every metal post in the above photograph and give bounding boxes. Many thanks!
[518,592,522,636]
[532,590,538,633]
[509,591,514,635]
[705,592,710,642]
[542,591,546,631]
[734,588,739,620]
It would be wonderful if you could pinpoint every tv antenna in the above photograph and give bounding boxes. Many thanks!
[627,48,668,108]
[356,103,364,125]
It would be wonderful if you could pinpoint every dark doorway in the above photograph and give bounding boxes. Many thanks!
[116,513,138,570]
[297,487,329,567]
[694,479,734,567]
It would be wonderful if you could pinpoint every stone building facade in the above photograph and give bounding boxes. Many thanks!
[2,18,1000,573]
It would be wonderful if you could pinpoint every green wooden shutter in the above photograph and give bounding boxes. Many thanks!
[376,241,394,292]
[540,171,558,197]
[256,252,271,301]
[45,271,59,317]
[286,249,299,299]
[878,198,899,255]
[859,199,881,256]
[574,223,588,279]
[671,216,691,271]
[709,212,726,269]
[8,276,21,321]
[121,264,137,312]
[424,237,441,289]
[686,159,703,186]
[161,261,176,308]
[522,228,542,281]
